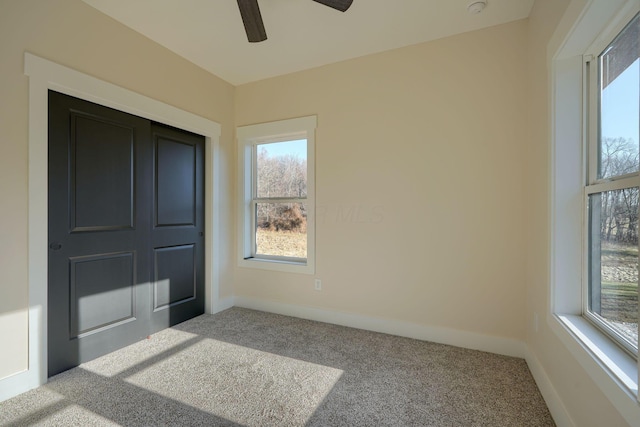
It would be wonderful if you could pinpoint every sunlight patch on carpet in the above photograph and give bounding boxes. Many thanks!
[80,328,200,378]
[124,338,344,426]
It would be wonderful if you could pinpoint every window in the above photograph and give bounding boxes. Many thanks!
[237,116,316,274]
[585,13,639,356]
[551,1,640,418]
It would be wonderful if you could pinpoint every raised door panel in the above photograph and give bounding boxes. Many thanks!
[155,138,196,227]
[71,114,134,232]
[153,244,196,310]
[70,252,136,337]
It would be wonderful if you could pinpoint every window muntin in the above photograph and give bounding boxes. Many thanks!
[237,116,316,274]
[586,13,640,356]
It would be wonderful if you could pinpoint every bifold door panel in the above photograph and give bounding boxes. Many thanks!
[48,91,204,376]
[150,125,204,332]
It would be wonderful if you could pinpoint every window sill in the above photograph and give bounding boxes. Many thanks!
[552,314,638,406]
[238,257,314,275]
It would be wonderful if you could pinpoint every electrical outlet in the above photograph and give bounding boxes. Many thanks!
[314,279,322,291]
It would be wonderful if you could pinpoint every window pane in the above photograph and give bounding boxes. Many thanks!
[256,140,307,198]
[255,202,307,258]
[588,188,639,349]
[598,14,639,179]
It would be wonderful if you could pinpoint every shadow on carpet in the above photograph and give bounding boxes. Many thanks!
[0,307,555,426]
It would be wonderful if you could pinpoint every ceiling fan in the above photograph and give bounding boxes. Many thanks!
[237,0,353,43]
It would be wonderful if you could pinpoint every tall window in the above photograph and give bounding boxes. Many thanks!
[237,116,316,274]
[585,13,639,356]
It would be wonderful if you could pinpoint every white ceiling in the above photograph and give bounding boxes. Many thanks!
[82,0,535,85]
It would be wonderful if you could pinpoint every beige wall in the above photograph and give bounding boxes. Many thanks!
[237,7,636,422]
[235,20,529,339]
[0,0,235,380]
[525,0,631,426]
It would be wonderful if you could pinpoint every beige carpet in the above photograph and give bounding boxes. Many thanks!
[0,308,555,426]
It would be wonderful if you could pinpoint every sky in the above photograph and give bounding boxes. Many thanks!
[258,139,307,159]
[601,59,639,145]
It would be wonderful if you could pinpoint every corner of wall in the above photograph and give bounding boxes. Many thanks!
[525,345,576,427]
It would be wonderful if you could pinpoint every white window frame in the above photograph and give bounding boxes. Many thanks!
[583,13,640,357]
[237,116,316,274]
[550,0,640,424]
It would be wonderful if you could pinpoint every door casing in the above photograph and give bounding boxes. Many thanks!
[2,53,225,401]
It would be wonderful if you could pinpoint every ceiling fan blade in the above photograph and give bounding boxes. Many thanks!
[311,0,353,12]
[237,0,267,42]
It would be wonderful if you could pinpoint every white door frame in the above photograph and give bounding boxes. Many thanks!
[0,53,223,400]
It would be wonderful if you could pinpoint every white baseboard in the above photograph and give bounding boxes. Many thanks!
[0,369,39,403]
[234,296,526,358]
[234,297,576,425]
[213,296,236,314]
[525,347,575,427]
[1,296,236,403]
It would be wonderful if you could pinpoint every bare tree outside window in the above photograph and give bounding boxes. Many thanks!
[254,140,307,258]
[589,187,638,348]
[599,137,639,179]
[587,13,639,354]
